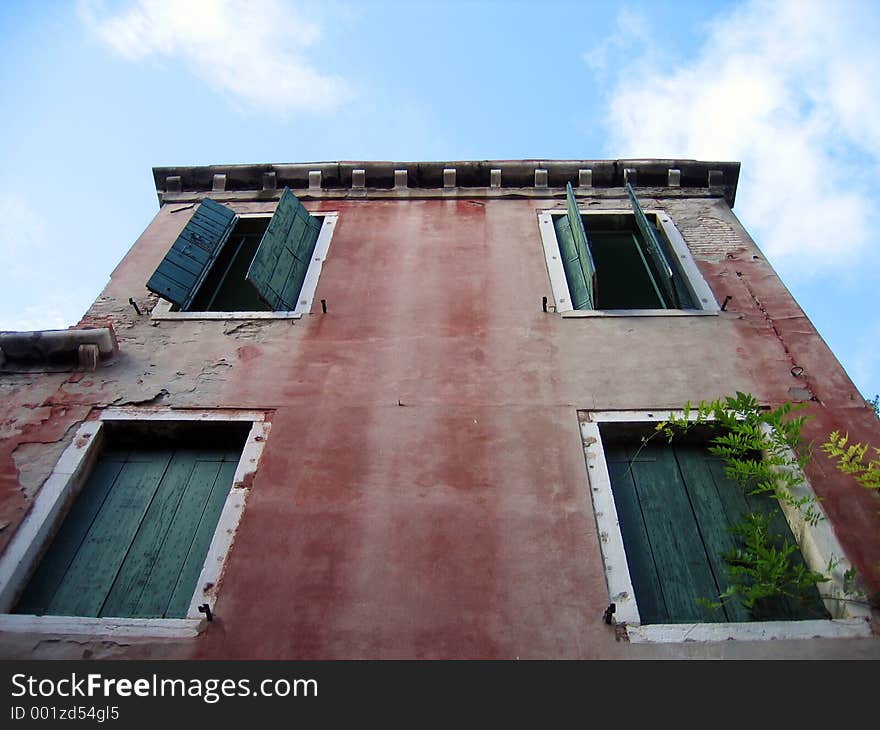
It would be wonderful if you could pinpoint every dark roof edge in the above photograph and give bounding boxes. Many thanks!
[152,159,741,207]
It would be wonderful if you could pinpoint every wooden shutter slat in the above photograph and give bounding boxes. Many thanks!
[45,453,173,617]
[553,215,592,310]
[565,182,596,309]
[15,455,127,615]
[605,447,669,624]
[146,198,237,309]
[246,188,322,311]
[673,447,752,623]
[625,444,720,623]
[165,460,238,618]
[99,451,200,618]
[132,458,225,617]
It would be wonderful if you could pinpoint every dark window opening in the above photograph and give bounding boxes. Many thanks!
[187,217,272,312]
[146,188,325,314]
[554,212,695,310]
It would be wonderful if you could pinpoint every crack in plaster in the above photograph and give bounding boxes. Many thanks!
[738,274,820,404]
[223,321,268,341]
[111,389,170,407]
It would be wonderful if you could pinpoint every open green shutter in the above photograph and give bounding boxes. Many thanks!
[245,187,323,311]
[553,215,591,309]
[565,182,597,309]
[625,183,678,308]
[146,199,237,309]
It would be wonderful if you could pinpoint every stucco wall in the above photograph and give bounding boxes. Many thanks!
[1,190,878,659]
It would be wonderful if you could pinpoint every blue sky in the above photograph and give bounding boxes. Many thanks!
[2,0,879,400]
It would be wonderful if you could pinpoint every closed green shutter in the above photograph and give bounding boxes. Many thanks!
[16,447,239,619]
[146,199,237,309]
[565,182,597,309]
[625,184,679,308]
[606,440,830,624]
[245,187,323,311]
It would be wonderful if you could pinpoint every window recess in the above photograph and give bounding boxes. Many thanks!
[147,188,335,316]
[0,410,269,638]
[580,413,872,643]
[13,421,250,620]
[540,184,715,314]
[602,427,828,625]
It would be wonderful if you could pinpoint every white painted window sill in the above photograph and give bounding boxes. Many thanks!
[625,618,872,643]
[150,301,302,321]
[0,614,204,639]
[561,309,720,318]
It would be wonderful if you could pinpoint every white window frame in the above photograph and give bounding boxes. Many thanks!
[151,211,338,321]
[579,409,872,643]
[0,408,270,638]
[538,209,718,317]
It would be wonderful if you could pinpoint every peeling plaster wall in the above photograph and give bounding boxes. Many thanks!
[1,188,878,660]
[0,376,89,555]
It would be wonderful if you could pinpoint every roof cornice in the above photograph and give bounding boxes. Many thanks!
[152,159,740,207]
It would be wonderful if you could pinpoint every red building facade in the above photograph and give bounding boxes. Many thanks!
[0,160,878,658]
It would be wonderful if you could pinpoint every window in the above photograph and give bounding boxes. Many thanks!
[580,412,872,642]
[14,421,248,620]
[0,410,269,636]
[538,184,716,314]
[602,426,827,624]
[147,187,337,318]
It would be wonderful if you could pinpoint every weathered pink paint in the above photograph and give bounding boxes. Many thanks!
[1,167,878,659]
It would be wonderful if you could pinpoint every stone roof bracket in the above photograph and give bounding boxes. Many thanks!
[351,168,366,195]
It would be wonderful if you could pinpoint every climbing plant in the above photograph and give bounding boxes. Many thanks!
[822,431,880,491]
[653,392,821,524]
[706,511,829,618]
[645,392,831,617]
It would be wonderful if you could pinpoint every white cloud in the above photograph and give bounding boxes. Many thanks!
[0,195,49,260]
[583,7,653,75]
[596,0,880,275]
[0,194,93,332]
[79,0,352,113]
[1,304,72,334]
